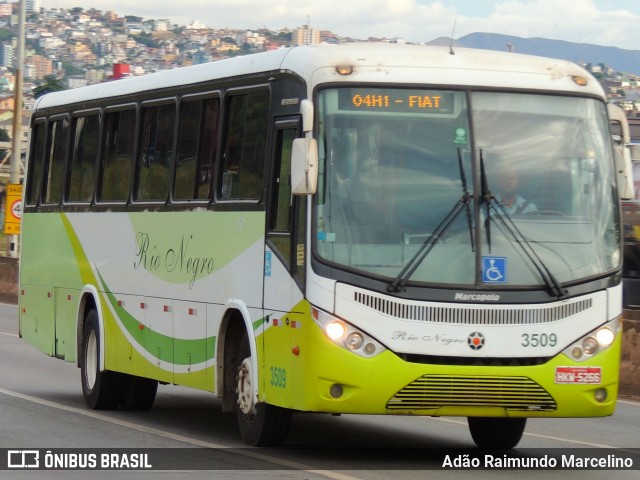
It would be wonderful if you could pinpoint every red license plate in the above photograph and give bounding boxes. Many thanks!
[555,366,601,384]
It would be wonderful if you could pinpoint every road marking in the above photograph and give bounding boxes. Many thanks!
[0,386,360,480]
[0,330,19,338]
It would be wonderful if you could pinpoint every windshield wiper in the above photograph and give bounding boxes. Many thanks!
[479,152,567,299]
[479,149,493,253]
[459,148,475,252]
[388,149,474,293]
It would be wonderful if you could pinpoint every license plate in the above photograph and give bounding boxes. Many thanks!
[555,366,601,384]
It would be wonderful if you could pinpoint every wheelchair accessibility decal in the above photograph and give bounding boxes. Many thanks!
[482,256,507,283]
[264,251,272,277]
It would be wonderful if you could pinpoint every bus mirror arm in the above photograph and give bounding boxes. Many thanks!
[301,99,314,133]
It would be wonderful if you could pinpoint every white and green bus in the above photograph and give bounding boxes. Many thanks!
[20,44,628,449]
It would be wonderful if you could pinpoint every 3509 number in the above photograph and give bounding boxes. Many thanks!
[521,333,557,348]
[270,366,287,388]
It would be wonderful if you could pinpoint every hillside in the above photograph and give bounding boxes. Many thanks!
[429,32,640,75]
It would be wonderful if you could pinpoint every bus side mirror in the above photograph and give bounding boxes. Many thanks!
[615,143,634,200]
[291,137,318,195]
[608,104,635,200]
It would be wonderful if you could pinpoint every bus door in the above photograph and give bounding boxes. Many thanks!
[262,118,306,405]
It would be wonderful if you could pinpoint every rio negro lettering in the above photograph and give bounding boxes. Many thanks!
[134,232,215,288]
[392,331,465,346]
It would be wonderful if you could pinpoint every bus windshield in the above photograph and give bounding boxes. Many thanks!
[315,88,620,289]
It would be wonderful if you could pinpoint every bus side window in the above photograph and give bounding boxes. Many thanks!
[68,114,99,203]
[268,126,296,265]
[174,96,219,201]
[26,120,47,206]
[220,90,269,200]
[99,108,135,203]
[43,116,69,205]
[137,102,175,202]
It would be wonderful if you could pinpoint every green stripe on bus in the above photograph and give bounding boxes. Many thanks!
[253,317,265,331]
[60,212,98,286]
[61,212,216,367]
[97,271,216,366]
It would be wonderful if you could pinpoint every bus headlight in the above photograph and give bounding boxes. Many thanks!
[582,337,598,355]
[596,327,615,347]
[563,317,620,361]
[312,307,386,358]
[346,332,364,350]
[325,321,346,341]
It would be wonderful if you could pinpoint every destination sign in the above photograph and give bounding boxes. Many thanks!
[338,89,454,114]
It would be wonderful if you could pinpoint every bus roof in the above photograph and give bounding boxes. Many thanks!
[34,43,604,111]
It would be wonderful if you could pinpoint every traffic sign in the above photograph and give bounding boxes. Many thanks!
[4,183,22,235]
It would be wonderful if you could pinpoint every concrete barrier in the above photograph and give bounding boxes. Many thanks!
[0,257,637,397]
[0,256,17,304]
[621,312,640,398]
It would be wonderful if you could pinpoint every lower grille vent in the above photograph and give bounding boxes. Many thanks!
[387,374,557,412]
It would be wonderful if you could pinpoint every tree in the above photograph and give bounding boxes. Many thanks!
[133,32,160,48]
[32,75,67,99]
[0,27,12,42]
[0,128,9,161]
[62,62,84,77]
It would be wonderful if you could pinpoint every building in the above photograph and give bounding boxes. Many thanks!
[66,76,88,89]
[154,19,171,32]
[293,25,320,45]
[26,0,41,14]
[186,20,207,31]
[26,54,53,79]
[0,44,13,69]
[0,3,12,17]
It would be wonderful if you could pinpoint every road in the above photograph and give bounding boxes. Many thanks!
[0,303,638,479]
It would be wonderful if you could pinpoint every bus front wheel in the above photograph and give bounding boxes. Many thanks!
[81,309,122,410]
[235,332,291,446]
[467,417,526,449]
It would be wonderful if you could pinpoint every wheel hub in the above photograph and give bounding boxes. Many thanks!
[236,358,256,416]
[85,330,98,390]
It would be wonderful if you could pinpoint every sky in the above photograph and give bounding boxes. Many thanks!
[42,0,640,51]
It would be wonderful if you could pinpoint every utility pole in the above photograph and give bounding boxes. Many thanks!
[7,0,25,258]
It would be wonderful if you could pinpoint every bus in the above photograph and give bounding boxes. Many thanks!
[609,104,640,308]
[19,44,628,449]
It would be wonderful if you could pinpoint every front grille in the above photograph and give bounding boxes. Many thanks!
[355,291,592,325]
[387,374,557,412]
[398,353,551,367]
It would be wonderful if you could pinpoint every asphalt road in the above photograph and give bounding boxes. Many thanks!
[0,303,638,479]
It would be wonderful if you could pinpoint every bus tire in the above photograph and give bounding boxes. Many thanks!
[235,331,291,446]
[467,417,527,449]
[81,309,122,410]
[120,375,158,411]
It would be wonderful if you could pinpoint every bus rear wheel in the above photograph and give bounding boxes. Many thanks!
[120,375,158,410]
[467,417,526,449]
[81,309,122,410]
[235,332,291,446]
